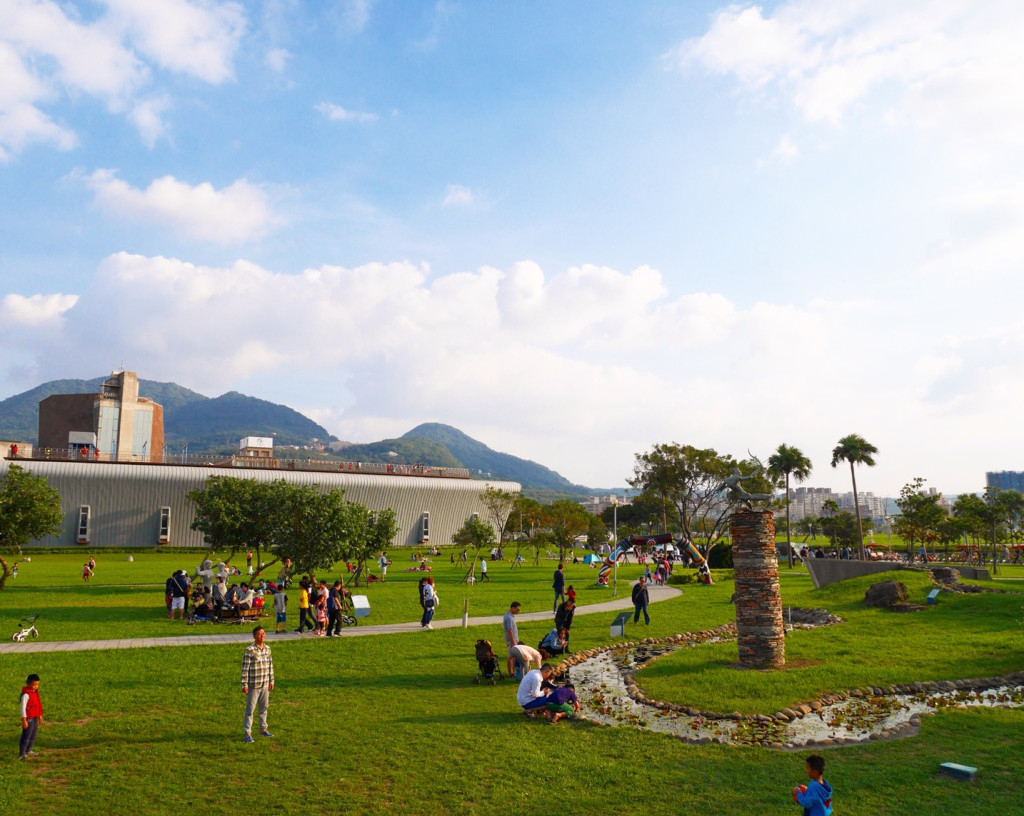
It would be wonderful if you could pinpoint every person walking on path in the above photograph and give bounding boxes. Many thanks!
[241,626,274,742]
[552,563,566,612]
[19,673,43,760]
[327,581,344,637]
[632,576,650,625]
[296,580,315,633]
[503,601,521,677]
[480,556,490,582]
[420,577,436,629]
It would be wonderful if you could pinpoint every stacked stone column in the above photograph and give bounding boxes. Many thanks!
[731,510,785,669]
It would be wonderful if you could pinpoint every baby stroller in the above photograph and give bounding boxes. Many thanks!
[473,639,504,685]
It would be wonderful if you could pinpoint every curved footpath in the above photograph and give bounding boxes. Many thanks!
[0,584,682,654]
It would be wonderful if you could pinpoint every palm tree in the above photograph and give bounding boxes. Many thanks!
[831,434,879,560]
[768,444,813,569]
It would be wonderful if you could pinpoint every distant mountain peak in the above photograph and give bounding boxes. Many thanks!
[402,422,586,495]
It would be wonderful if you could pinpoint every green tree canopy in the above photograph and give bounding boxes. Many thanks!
[0,465,64,590]
[629,443,737,552]
[189,476,393,578]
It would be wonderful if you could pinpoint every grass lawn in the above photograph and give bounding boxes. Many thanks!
[1,550,1022,815]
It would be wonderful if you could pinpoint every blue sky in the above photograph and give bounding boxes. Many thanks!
[2,0,1023,495]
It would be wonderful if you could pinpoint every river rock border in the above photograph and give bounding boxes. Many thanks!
[553,613,1024,749]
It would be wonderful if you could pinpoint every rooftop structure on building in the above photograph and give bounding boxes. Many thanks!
[38,370,164,463]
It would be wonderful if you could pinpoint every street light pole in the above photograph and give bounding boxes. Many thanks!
[612,497,619,597]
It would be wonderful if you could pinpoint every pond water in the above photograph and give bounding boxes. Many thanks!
[568,639,1024,748]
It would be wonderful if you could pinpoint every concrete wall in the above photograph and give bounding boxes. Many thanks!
[0,459,519,549]
[804,559,990,588]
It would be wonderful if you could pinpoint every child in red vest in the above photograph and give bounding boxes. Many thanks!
[19,673,43,760]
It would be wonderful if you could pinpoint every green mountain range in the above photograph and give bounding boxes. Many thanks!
[0,379,594,497]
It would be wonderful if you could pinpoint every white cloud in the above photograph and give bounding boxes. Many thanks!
[442,184,476,208]
[103,0,246,84]
[266,47,290,73]
[315,102,378,122]
[0,0,247,157]
[338,0,375,32]
[12,252,1022,493]
[0,292,78,326]
[83,170,278,243]
[129,96,171,147]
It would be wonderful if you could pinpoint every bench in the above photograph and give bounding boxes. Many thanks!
[927,589,941,605]
[938,762,977,781]
[610,611,631,637]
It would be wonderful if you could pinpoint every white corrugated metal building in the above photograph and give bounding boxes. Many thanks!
[0,459,519,549]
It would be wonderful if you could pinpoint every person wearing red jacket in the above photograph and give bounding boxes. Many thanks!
[19,673,43,760]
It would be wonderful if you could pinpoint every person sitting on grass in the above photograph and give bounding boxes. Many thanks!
[544,682,579,723]
[516,664,554,717]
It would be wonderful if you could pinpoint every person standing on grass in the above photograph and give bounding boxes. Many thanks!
[632,576,651,625]
[169,570,188,619]
[241,626,274,742]
[82,562,93,582]
[19,673,43,760]
[552,562,566,612]
[503,601,521,676]
[378,552,389,582]
[792,754,833,816]
[421,576,437,629]
[480,556,490,582]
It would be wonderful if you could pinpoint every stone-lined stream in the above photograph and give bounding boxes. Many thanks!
[559,613,1024,748]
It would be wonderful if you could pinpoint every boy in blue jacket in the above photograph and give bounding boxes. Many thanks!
[792,754,833,816]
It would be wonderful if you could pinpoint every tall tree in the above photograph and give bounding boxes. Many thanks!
[629,443,737,557]
[0,465,63,591]
[893,478,947,561]
[453,515,498,583]
[542,499,593,564]
[768,443,813,568]
[831,434,878,560]
[481,485,517,544]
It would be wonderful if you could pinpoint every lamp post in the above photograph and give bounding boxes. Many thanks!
[612,497,619,597]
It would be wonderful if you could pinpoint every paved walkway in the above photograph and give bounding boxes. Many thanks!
[0,584,681,653]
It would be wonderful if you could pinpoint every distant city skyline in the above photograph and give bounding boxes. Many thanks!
[3,2,1024,496]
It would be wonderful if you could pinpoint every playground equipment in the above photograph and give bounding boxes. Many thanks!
[596,533,714,586]
[678,538,714,585]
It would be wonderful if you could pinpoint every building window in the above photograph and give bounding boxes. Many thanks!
[77,505,90,543]
[158,507,171,543]
[420,512,430,542]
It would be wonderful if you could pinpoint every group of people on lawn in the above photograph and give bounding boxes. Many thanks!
[503,598,580,723]
[164,552,293,621]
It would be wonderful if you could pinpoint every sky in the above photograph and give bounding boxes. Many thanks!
[2,0,1023,497]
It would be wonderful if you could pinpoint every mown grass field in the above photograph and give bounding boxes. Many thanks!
[1,550,1022,815]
